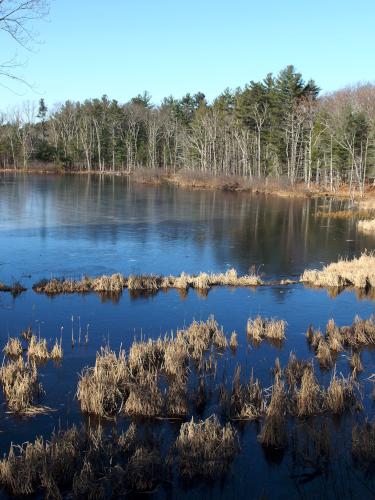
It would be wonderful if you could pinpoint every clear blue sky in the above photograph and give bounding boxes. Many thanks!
[1,0,374,108]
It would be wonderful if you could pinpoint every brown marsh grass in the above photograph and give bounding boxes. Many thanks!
[258,376,287,449]
[32,268,263,295]
[229,331,238,351]
[174,415,239,479]
[77,346,128,418]
[0,281,26,295]
[0,358,44,414]
[50,338,63,360]
[300,252,375,289]
[324,370,359,414]
[296,364,323,417]
[247,316,287,344]
[3,337,23,357]
[0,423,165,497]
[357,218,375,233]
[27,335,49,360]
[229,366,266,420]
[77,317,226,418]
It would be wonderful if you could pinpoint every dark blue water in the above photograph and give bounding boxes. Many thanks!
[0,173,374,499]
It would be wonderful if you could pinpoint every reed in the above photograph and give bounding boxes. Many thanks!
[3,337,23,357]
[350,351,363,374]
[301,252,375,289]
[0,358,44,414]
[324,370,358,414]
[247,316,287,343]
[32,268,263,295]
[77,346,128,418]
[296,364,323,417]
[50,338,63,360]
[229,366,266,420]
[174,415,239,479]
[258,376,287,449]
[229,331,238,351]
[27,335,49,360]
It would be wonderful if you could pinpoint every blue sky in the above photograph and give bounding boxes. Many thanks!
[1,0,374,108]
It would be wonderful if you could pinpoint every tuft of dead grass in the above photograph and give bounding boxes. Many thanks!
[27,335,49,360]
[3,337,23,358]
[296,364,323,417]
[77,346,128,418]
[0,358,44,414]
[247,316,287,344]
[258,376,287,449]
[229,366,266,420]
[301,252,375,289]
[174,415,239,479]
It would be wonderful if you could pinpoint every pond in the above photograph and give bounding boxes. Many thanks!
[0,172,374,499]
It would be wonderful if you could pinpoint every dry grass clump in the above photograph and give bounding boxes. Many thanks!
[324,370,358,414]
[50,339,63,360]
[300,252,375,289]
[352,421,375,469]
[167,377,188,416]
[229,331,238,351]
[3,337,23,357]
[174,415,239,479]
[91,273,126,292]
[76,317,226,418]
[357,219,375,233]
[127,274,161,291]
[77,346,128,418]
[296,364,323,417]
[27,335,49,360]
[0,358,44,414]
[258,376,287,449]
[124,372,164,417]
[0,281,26,295]
[308,316,375,363]
[283,352,309,388]
[350,351,363,374]
[229,366,266,420]
[316,339,334,369]
[0,424,165,497]
[247,316,287,344]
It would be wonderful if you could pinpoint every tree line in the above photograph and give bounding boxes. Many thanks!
[1,65,374,194]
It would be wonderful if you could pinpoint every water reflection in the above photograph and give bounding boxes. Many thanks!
[1,173,374,285]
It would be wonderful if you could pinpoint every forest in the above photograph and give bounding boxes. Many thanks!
[1,65,374,195]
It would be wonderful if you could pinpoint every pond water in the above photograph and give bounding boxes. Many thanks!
[0,172,374,499]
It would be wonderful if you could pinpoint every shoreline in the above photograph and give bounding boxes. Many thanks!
[2,166,375,201]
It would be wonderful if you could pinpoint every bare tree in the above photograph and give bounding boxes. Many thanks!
[0,0,49,86]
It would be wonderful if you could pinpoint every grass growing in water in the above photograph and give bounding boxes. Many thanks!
[301,252,375,289]
[174,415,239,479]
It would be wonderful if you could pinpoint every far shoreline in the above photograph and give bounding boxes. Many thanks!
[1,165,375,202]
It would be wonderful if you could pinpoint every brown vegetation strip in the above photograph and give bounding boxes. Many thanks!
[0,282,26,295]
[300,252,375,289]
[32,269,265,295]
[357,218,375,233]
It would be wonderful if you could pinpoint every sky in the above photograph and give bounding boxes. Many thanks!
[0,0,374,108]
